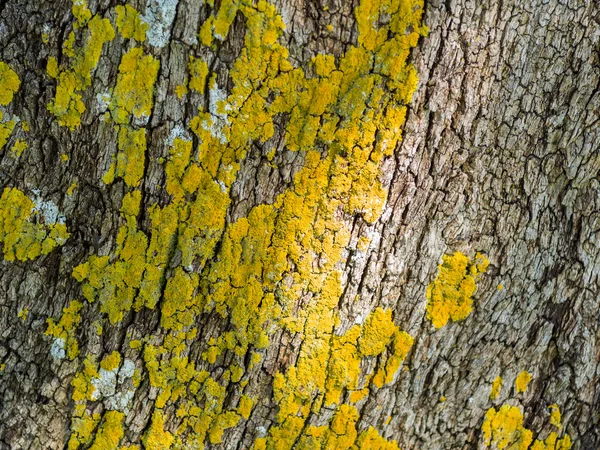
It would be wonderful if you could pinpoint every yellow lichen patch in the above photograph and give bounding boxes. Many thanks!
[481,405,533,450]
[47,12,115,129]
[142,411,174,450]
[72,0,92,28]
[110,47,160,124]
[46,300,83,360]
[490,376,503,400]
[47,57,59,79]
[100,351,121,371]
[515,371,532,394]
[482,403,572,450]
[0,187,70,261]
[0,62,20,105]
[238,394,254,419]
[549,404,561,428]
[115,5,148,41]
[355,426,400,449]
[188,56,209,94]
[426,251,489,329]
[69,410,101,450]
[0,111,16,151]
[67,183,78,195]
[18,307,29,321]
[68,0,426,446]
[531,432,572,450]
[88,411,124,450]
[110,126,146,187]
[11,139,27,157]
[359,308,399,356]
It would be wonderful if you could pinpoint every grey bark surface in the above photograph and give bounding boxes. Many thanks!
[0,0,599,449]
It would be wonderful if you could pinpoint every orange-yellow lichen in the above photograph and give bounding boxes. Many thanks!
[0,187,70,261]
[426,251,489,329]
[515,371,532,394]
[490,376,503,400]
[46,300,83,360]
[531,433,572,450]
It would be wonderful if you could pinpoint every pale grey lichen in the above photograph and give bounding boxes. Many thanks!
[50,338,66,359]
[142,0,179,48]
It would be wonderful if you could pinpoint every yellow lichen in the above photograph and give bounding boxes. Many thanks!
[100,351,121,371]
[142,411,174,450]
[490,376,503,400]
[483,403,572,450]
[47,11,115,128]
[67,0,427,446]
[0,62,20,105]
[46,300,83,360]
[188,56,209,94]
[238,395,254,419]
[426,251,489,329]
[481,405,533,450]
[0,187,70,261]
[531,432,571,450]
[11,139,27,157]
[88,411,124,450]
[549,404,561,428]
[515,371,532,394]
[115,5,148,41]
[0,112,16,151]
[18,307,29,321]
[110,47,160,124]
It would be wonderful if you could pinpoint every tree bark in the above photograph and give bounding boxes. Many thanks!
[0,0,599,449]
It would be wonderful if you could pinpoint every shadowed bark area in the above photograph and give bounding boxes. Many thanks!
[0,0,598,449]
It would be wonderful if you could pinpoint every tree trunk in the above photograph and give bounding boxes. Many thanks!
[0,0,598,449]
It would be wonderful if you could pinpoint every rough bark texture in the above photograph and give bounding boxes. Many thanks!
[0,0,599,449]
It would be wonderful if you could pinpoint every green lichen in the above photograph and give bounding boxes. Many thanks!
[426,251,489,329]
[0,187,70,261]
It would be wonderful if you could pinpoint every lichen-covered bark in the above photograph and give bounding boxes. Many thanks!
[0,0,598,449]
